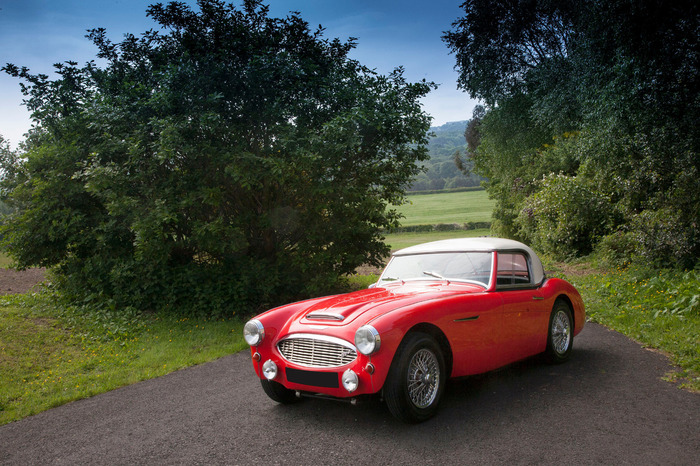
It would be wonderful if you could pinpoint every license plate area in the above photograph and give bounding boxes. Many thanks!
[285,367,339,388]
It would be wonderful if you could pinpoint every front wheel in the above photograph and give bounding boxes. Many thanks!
[545,299,574,363]
[384,333,446,423]
[260,379,300,404]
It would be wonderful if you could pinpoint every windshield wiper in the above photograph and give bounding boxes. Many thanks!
[423,271,445,280]
[381,276,400,282]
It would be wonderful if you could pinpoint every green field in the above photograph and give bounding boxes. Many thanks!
[384,228,491,251]
[396,190,494,226]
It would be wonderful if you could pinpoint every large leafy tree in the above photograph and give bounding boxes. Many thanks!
[2,0,433,315]
[445,0,699,266]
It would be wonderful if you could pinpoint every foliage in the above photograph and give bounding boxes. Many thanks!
[0,291,246,425]
[467,93,558,238]
[565,266,700,391]
[1,0,433,317]
[517,174,615,259]
[410,121,484,191]
[444,0,700,267]
[595,231,638,268]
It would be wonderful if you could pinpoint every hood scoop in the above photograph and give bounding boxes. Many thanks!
[305,312,345,322]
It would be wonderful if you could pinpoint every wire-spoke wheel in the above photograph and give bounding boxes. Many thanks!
[546,299,574,363]
[385,333,446,423]
[407,348,440,408]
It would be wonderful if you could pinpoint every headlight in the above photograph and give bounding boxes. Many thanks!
[355,325,381,355]
[243,319,264,346]
[262,360,278,380]
[342,369,359,393]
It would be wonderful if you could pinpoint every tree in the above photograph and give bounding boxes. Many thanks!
[444,0,700,266]
[1,0,434,315]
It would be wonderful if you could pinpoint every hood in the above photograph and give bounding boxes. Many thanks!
[288,281,483,330]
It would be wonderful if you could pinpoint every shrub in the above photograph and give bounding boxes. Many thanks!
[517,174,614,259]
[631,208,699,270]
[595,230,638,267]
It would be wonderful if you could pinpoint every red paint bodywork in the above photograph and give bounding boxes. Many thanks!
[247,254,585,399]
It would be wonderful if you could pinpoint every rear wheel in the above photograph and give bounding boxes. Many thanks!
[384,333,446,423]
[260,379,300,404]
[545,299,573,363]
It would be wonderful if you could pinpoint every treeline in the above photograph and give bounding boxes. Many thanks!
[389,221,491,234]
[409,121,484,192]
[445,0,699,268]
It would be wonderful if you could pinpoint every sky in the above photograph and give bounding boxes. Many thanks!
[0,0,478,149]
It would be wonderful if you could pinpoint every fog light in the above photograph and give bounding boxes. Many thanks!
[262,360,278,380]
[342,369,359,393]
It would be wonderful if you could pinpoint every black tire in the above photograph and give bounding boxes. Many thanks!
[260,379,300,404]
[545,299,574,363]
[384,332,446,423]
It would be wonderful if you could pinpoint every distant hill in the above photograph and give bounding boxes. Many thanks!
[409,121,484,192]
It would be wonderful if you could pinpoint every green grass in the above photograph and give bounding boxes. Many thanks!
[384,189,495,250]
[0,293,246,425]
[0,253,12,268]
[384,228,491,250]
[551,264,700,391]
[396,190,494,226]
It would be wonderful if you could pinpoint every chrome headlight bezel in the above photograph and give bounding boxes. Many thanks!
[243,319,264,346]
[355,325,381,355]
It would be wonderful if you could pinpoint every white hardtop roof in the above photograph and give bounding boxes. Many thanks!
[393,237,533,255]
[393,237,545,285]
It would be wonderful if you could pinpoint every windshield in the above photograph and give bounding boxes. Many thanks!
[378,252,492,287]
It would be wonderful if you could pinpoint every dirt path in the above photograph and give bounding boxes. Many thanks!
[0,268,46,295]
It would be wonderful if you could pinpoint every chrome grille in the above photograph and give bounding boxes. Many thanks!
[277,335,357,368]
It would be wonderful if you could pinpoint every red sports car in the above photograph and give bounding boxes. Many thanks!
[244,237,585,422]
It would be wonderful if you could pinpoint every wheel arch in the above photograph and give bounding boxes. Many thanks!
[554,294,575,329]
[403,323,453,378]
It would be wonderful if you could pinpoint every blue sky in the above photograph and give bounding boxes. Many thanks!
[0,0,477,148]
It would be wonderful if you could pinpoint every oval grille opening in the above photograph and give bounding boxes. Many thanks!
[278,336,357,368]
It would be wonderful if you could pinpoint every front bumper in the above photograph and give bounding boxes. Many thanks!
[250,347,380,398]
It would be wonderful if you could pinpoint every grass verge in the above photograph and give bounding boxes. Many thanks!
[551,264,700,392]
[0,292,246,425]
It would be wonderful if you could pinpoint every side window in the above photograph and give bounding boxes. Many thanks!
[497,253,531,287]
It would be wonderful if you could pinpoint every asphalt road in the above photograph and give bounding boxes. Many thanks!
[1,323,698,465]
